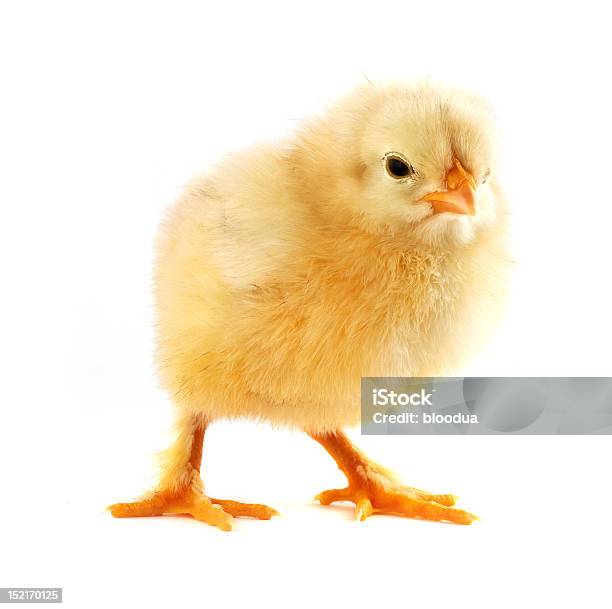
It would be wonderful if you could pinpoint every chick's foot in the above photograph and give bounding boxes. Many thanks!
[315,474,475,525]
[108,486,278,531]
[312,431,477,525]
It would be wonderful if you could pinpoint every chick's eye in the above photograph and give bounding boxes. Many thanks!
[385,155,415,179]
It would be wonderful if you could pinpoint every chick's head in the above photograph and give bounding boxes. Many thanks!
[299,82,502,247]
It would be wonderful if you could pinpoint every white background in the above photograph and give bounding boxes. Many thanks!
[1,1,611,607]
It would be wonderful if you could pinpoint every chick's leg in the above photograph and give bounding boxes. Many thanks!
[108,415,278,531]
[310,430,477,525]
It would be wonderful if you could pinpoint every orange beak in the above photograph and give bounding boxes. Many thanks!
[423,158,477,216]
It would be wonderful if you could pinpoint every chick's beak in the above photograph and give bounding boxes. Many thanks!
[423,159,477,216]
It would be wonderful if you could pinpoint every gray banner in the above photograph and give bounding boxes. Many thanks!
[361,377,612,434]
[0,589,62,604]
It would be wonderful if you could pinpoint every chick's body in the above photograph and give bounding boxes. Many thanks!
[156,87,507,432]
[111,82,509,529]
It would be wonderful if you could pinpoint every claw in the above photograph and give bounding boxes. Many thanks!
[355,498,373,521]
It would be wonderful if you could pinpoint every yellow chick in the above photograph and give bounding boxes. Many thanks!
[110,81,509,530]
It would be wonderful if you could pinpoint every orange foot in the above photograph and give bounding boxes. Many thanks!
[108,487,278,531]
[315,465,477,525]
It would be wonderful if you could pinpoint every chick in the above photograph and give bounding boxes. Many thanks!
[110,81,509,530]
